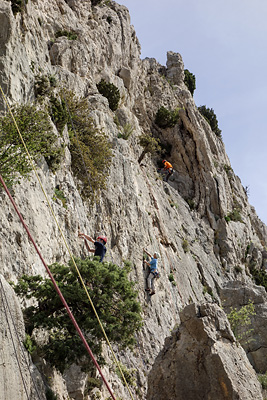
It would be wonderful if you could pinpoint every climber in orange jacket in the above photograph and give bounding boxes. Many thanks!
[158,159,174,182]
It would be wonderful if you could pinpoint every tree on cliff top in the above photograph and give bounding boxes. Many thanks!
[198,105,222,138]
[184,69,196,96]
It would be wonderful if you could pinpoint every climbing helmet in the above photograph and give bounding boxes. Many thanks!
[97,236,107,244]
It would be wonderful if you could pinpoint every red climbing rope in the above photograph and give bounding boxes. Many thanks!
[0,174,116,400]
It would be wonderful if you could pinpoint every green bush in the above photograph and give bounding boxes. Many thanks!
[49,75,57,88]
[224,164,232,175]
[59,90,112,199]
[86,377,102,392]
[8,0,28,15]
[115,362,136,387]
[118,123,134,140]
[184,69,196,96]
[0,104,63,187]
[23,334,37,354]
[250,268,267,291]
[225,208,243,223]
[258,372,267,390]
[198,105,222,138]
[45,387,58,400]
[226,301,255,344]
[97,79,120,111]
[182,239,189,253]
[55,30,78,40]
[49,96,68,134]
[12,258,143,373]
[155,106,179,128]
[34,75,51,97]
[186,199,195,210]
[52,187,67,208]
[138,132,160,163]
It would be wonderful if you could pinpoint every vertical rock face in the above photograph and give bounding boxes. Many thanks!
[147,303,263,400]
[0,0,266,399]
[0,275,45,400]
[166,51,185,86]
[220,281,267,373]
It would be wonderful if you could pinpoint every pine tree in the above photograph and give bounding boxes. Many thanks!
[13,258,143,373]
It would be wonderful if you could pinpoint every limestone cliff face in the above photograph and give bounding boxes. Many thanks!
[0,275,45,400]
[147,303,263,400]
[0,0,266,399]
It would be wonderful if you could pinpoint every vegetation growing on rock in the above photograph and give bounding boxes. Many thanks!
[184,69,196,96]
[57,90,113,199]
[97,79,120,111]
[198,105,222,138]
[226,301,256,345]
[138,132,160,164]
[13,258,143,373]
[8,0,28,15]
[155,106,180,128]
[55,30,78,41]
[250,268,267,292]
[49,95,68,134]
[0,104,63,187]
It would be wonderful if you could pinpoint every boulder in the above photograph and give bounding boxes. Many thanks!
[220,281,267,373]
[147,303,263,400]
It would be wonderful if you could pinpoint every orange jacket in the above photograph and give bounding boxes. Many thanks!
[163,161,173,170]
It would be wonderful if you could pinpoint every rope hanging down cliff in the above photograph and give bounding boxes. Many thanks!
[0,276,43,400]
[0,277,31,400]
[0,173,117,400]
[0,85,135,399]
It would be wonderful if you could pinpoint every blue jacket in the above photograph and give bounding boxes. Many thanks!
[149,257,158,273]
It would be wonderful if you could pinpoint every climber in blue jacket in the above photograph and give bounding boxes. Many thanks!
[144,249,160,296]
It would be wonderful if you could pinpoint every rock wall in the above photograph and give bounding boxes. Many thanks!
[0,275,45,400]
[0,0,266,399]
[147,303,263,400]
[220,281,267,373]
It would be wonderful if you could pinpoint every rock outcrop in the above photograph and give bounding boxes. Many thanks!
[220,281,267,373]
[0,275,45,400]
[147,303,263,400]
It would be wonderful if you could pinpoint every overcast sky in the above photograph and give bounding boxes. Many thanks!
[119,0,267,225]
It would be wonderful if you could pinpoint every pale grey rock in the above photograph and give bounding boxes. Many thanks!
[63,364,88,400]
[0,0,266,399]
[0,275,45,400]
[119,66,131,90]
[166,51,184,86]
[147,303,263,400]
[220,281,267,373]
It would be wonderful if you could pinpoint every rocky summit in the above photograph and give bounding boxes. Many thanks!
[0,1,266,399]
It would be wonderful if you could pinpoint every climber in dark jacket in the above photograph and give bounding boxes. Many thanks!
[78,232,107,262]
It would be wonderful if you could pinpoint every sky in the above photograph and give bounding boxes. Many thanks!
[119,0,267,225]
